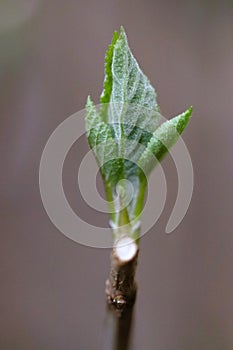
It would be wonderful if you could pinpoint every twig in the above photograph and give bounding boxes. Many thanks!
[103,236,138,350]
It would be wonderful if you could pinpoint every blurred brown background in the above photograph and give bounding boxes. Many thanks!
[0,0,232,349]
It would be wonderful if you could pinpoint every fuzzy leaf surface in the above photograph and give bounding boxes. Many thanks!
[85,28,192,228]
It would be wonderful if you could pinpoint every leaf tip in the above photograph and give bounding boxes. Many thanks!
[176,106,193,134]
[112,30,119,43]
[119,25,126,35]
[86,94,91,104]
[86,95,94,109]
[118,25,128,44]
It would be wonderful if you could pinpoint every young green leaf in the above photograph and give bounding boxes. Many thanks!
[85,95,101,136]
[100,31,119,106]
[138,107,192,174]
[85,28,192,231]
[107,27,160,149]
[100,31,119,121]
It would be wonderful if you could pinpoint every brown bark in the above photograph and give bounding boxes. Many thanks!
[103,236,138,350]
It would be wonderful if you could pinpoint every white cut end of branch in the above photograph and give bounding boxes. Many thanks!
[115,237,137,263]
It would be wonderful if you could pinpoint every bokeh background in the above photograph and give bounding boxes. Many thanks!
[1,0,232,349]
